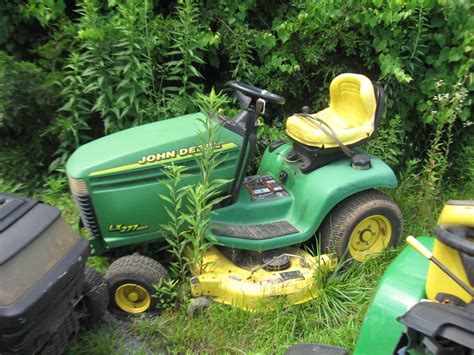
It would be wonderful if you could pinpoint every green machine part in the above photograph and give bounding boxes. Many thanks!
[67,111,399,254]
[354,236,434,354]
[66,113,244,253]
[210,143,398,250]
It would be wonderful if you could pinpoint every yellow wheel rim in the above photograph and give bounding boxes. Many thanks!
[348,214,392,262]
[114,283,151,314]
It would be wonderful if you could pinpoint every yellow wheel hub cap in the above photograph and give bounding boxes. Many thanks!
[349,215,392,262]
[114,284,151,314]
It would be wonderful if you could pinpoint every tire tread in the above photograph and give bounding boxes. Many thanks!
[83,266,109,326]
[104,254,169,314]
[320,189,403,260]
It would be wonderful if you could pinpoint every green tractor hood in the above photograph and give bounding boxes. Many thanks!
[67,113,213,179]
[66,113,243,252]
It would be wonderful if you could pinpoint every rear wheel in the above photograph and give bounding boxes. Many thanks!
[104,254,169,315]
[320,189,403,262]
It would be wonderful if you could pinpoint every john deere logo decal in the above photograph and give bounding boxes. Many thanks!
[137,143,225,165]
[89,142,237,177]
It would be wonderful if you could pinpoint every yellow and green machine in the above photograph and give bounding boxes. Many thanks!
[287,200,474,354]
[354,200,474,354]
[66,74,404,314]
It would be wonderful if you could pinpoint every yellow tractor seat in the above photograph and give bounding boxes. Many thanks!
[286,73,383,149]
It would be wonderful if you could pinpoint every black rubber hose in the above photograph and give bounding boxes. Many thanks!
[434,225,474,256]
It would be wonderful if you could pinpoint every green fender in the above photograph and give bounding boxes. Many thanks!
[353,237,434,354]
[211,143,399,251]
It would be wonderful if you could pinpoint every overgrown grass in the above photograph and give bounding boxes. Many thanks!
[68,327,128,355]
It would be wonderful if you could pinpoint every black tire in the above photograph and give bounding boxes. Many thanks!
[104,254,169,315]
[319,189,403,263]
[82,266,109,327]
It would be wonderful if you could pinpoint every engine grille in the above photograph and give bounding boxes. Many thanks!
[72,194,101,237]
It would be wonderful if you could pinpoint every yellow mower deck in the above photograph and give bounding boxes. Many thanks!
[190,247,336,311]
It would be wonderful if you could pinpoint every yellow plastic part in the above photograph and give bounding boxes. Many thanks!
[348,214,392,262]
[190,247,336,311]
[114,283,151,314]
[437,201,474,227]
[426,200,474,304]
[286,73,377,148]
[406,235,433,260]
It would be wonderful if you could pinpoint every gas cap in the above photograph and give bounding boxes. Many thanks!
[279,170,288,182]
[351,154,371,170]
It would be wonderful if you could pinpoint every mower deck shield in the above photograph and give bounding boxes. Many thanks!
[190,247,335,311]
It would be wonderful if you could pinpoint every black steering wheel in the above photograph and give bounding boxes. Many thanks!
[227,81,286,105]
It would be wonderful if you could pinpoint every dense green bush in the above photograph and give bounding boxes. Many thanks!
[0,52,59,133]
[0,0,472,191]
[0,51,62,180]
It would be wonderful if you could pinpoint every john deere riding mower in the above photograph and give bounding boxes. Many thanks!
[355,200,474,354]
[286,200,474,355]
[0,193,108,354]
[66,73,403,314]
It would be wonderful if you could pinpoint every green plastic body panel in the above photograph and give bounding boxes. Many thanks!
[67,113,398,254]
[67,113,243,251]
[210,143,398,250]
[353,236,434,355]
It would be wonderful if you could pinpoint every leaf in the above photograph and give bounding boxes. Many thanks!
[255,32,277,54]
[276,24,291,43]
[448,47,463,63]
[196,31,214,47]
[188,65,203,78]
[460,107,471,121]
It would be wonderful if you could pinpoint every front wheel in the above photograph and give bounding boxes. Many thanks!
[319,189,403,262]
[104,254,169,315]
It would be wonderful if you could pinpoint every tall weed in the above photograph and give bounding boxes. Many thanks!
[162,0,207,115]
[51,0,210,169]
[394,78,471,235]
[160,89,230,280]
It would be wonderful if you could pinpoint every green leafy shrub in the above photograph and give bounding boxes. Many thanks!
[1,0,472,197]
[0,3,48,57]
[22,0,66,27]
[153,278,189,311]
[49,0,213,168]
[51,0,162,166]
[0,51,61,178]
[163,0,208,114]
[0,52,59,134]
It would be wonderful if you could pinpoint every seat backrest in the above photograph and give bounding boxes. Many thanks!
[438,200,474,228]
[329,73,377,127]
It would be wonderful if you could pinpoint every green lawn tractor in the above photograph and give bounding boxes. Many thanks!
[0,193,108,354]
[66,73,403,314]
[287,200,474,354]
